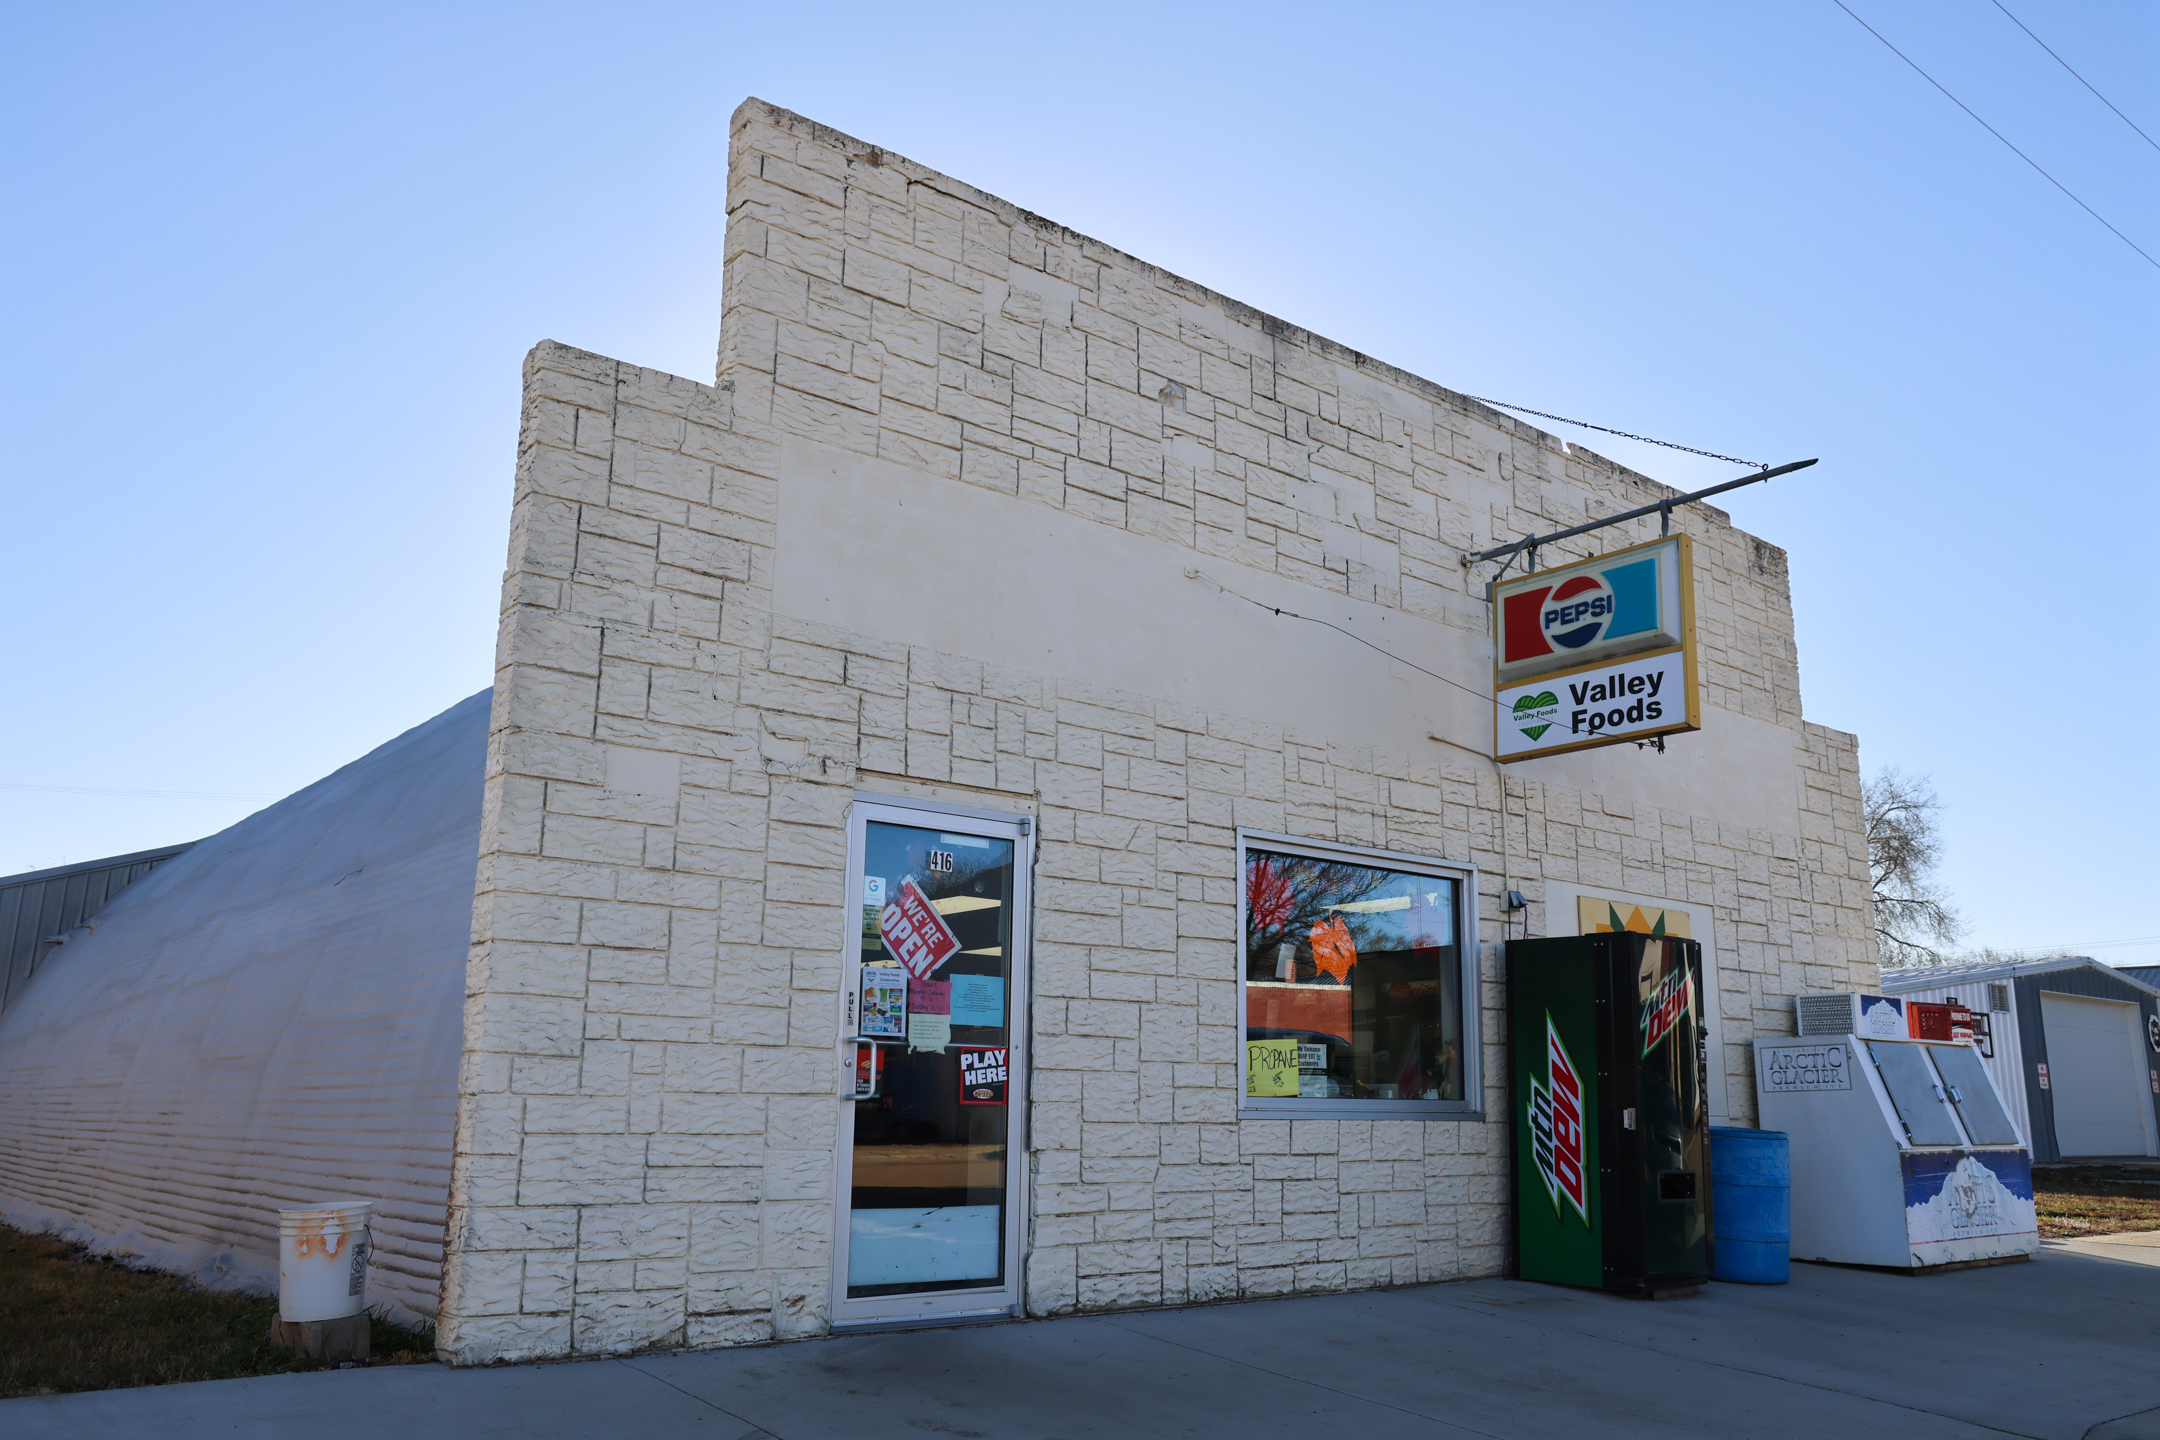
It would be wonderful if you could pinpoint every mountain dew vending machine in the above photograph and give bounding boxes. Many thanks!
[1509,933,1712,1296]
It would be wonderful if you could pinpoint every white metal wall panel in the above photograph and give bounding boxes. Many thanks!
[1884,980,2031,1146]
[2040,993,2158,1159]
[0,691,485,1323]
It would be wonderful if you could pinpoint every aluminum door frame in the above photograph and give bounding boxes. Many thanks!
[828,794,1035,1330]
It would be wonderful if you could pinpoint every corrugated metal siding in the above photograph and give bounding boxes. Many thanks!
[2034,966,2160,1158]
[0,690,485,1324]
[1882,978,2031,1146]
[2013,978,2060,1162]
[0,845,194,1014]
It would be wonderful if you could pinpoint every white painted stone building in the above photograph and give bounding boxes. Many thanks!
[435,98,1874,1363]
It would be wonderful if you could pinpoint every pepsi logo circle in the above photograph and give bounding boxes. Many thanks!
[1542,575,1614,650]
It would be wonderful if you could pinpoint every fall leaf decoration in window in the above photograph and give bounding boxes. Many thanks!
[1309,914,1357,983]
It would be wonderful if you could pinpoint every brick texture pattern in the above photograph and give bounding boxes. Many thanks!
[435,100,1872,1364]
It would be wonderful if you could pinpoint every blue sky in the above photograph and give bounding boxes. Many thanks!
[4,2,2154,961]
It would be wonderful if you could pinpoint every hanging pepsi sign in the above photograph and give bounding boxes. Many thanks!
[1492,535,1699,762]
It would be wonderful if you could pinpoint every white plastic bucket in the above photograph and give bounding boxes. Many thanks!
[277,1200,374,1322]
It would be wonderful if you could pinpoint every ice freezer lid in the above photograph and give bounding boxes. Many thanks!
[1929,1044,2021,1146]
[1865,1040,1967,1147]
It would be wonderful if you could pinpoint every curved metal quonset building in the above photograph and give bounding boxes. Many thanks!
[0,691,486,1324]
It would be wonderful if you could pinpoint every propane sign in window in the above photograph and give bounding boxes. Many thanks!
[1492,535,1700,763]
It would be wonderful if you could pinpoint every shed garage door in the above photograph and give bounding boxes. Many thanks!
[2041,993,2157,1158]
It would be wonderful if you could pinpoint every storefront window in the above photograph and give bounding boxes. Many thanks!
[1240,836,1473,1115]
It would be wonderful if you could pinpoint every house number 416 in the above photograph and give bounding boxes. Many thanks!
[927,849,955,873]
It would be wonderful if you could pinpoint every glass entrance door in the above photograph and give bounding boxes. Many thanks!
[833,801,1029,1326]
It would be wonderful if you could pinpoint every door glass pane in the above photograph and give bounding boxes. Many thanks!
[1242,848,1462,1101]
[1932,1044,2020,1145]
[1867,1040,1966,1146]
[848,821,1014,1298]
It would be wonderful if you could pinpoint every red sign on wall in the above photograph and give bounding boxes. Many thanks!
[880,878,961,980]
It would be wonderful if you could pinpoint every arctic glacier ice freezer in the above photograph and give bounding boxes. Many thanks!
[1756,1033,2035,1271]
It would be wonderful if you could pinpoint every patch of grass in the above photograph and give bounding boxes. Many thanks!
[2033,1166,2160,1239]
[0,1225,434,1399]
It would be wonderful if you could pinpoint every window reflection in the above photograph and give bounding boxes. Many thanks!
[1243,848,1463,1102]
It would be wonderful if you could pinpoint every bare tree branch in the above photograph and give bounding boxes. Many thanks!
[1863,767,1963,967]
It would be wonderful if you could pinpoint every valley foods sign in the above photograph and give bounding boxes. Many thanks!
[1493,535,1700,762]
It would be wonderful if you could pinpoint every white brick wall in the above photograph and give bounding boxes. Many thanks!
[435,99,1873,1364]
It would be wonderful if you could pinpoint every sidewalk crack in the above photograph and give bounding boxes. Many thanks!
[614,1357,780,1439]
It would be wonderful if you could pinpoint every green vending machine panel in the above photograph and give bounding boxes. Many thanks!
[1510,933,1711,1296]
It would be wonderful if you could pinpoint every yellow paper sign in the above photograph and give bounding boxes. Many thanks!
[1246,1038,1299,1097]
[909,1012,952,1054]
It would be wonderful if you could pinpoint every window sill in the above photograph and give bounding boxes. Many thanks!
[1238,1099,1484,1121]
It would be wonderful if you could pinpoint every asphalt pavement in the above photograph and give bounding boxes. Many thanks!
[6,1240,2155,1440]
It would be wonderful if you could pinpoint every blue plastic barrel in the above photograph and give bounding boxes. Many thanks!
[1708,1126,1790,1284]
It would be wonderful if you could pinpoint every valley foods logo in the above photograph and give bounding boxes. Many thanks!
[1494,535,1688,687]
[1496,649,1693,762]
[1526,1014,1589,1226]
[1560,668,1668,738]
[1509,669,1670,745]
[1511,691,1560,742]
[1640,967,1691,1056]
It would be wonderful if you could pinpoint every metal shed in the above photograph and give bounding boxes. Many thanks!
[1883,957,2160,1162]
[0,844,195,1015]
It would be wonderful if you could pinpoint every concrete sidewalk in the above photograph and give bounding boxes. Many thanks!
[7,1242,2155,1440]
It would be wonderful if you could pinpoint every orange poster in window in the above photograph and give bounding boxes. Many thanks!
[1309,915,1357,983]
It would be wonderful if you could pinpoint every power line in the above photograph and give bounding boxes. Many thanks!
[1186,570,1493,707]
[1461,397,1764,469]
[1830,0,2160,273]
[0,781,279,802]
[2024,935,2160,954]
[1990,0,2160,156]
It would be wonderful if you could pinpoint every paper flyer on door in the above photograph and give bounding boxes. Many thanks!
[909,1012,952,1053]
[949,974,1004,1027]
[857,968,908,1040]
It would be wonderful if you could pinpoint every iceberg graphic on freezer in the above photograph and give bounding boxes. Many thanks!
[1902,1151,2036,1251]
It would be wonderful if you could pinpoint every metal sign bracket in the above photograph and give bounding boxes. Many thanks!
[1463,459,1817,577]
